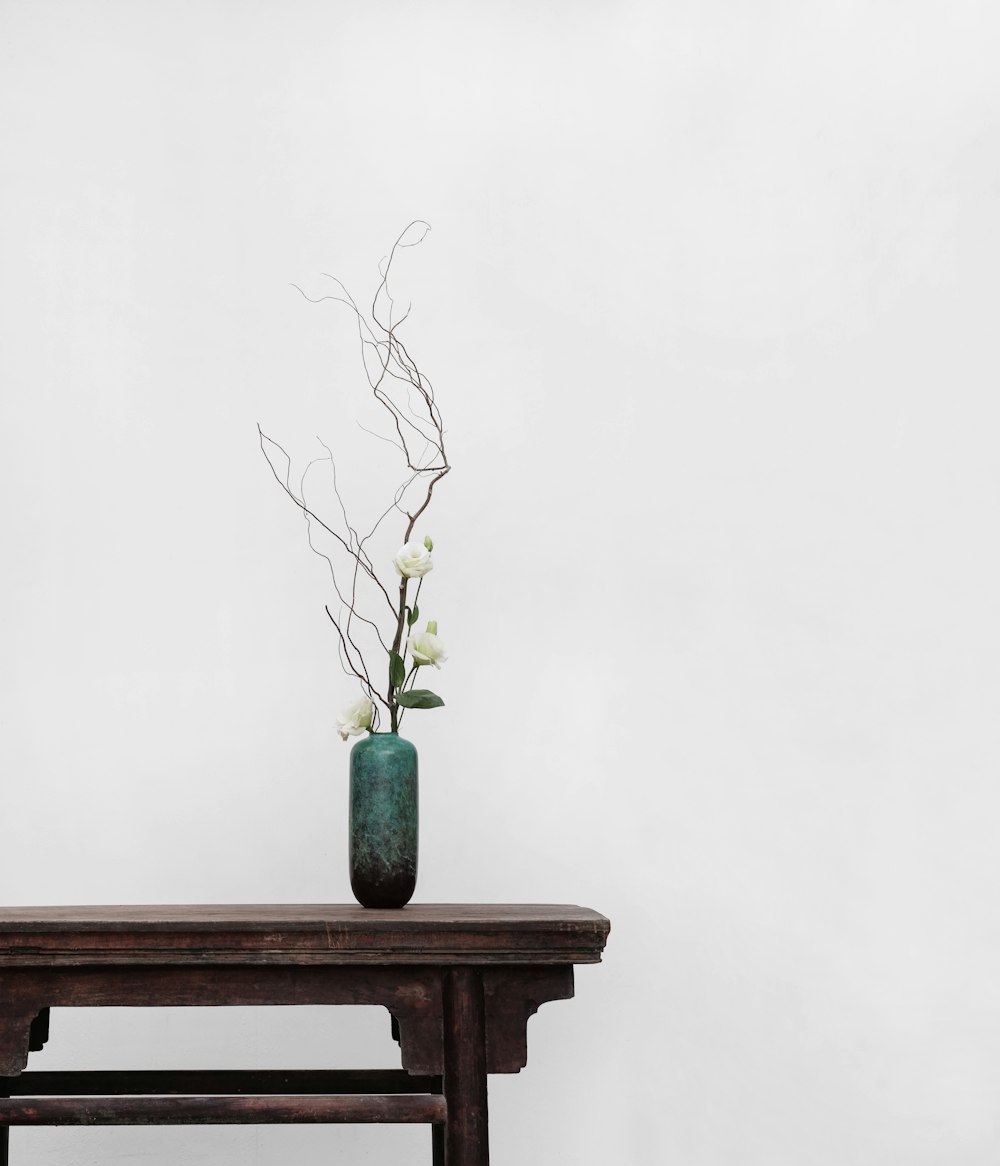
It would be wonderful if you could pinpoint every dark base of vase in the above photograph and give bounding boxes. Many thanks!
[350,872,416,910]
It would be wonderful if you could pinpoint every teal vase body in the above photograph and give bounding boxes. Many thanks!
[349,733,418,908]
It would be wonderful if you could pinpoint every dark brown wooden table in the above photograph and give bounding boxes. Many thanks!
[0,904,609,1164]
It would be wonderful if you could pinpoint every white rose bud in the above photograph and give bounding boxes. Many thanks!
[407,628,447,668]
[423,534,434,552]
[393,540,434,578]
[336,696,374,741]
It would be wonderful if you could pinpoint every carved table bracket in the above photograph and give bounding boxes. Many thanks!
[482,966,575,1073]
[0,1013,39,1078]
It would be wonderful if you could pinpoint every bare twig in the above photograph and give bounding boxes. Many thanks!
[261,222,449,731]
[259,426,397,617]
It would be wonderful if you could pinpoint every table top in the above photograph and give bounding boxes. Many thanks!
[0,904,610,967]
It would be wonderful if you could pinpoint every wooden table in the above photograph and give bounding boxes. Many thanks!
[0,904,609,1164]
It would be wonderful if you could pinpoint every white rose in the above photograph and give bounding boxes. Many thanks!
[407,629,447,668]
[336,696,374,741]
[393,540,434,578]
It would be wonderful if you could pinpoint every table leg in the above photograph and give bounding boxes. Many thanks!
[442,967,489,1166]
[431,1072,445,1166]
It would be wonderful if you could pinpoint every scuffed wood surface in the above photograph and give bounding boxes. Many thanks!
[0,1094,447,1124]
[0,905,610,966]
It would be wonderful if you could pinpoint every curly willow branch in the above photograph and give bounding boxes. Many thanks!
[260,222,450,710]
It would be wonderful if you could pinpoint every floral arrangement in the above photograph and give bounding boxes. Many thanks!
[259,223,449,741]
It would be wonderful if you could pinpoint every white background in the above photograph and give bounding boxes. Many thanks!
[2,2,999,1163]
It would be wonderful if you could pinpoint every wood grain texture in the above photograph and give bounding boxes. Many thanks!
[443,968,489,1166]
[0,1094,447,1125]
[482,967,575,1073]
[0,1013,38,1078]
[0,905,609,967]
[0,965,445,1074]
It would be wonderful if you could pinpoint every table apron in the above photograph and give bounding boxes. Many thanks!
[0,963,575,1077]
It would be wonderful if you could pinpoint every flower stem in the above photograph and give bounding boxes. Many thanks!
[396,663,421,731]
[388,576,409,732]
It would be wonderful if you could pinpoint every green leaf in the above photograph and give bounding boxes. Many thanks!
[407,603,420,628]
[395,688,444,709]
[389,651,406,690]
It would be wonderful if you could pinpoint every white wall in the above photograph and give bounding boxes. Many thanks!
[2,2,999,1163]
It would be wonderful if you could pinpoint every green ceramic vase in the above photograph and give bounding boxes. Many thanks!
[349,732,418,908]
